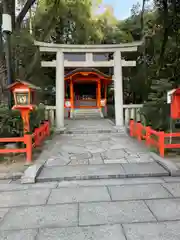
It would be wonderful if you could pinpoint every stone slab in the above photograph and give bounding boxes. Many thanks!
[122,162,169,177]
[0,180,11,184]
[37,164,126,182]
[163,182,180,197]
[0,208,9,222]
[104,159,128,164]
[79,201,156,226]
[45,156,70,167]
[48,186,110,204]
[102,149,126,160]
[146,198,180,221]
[0,189,50,207]
[0,229,37,240]
[0,204,78,230]
[0,182,58,192]
[30,181,58,189]
[70,152,92,161]
[151,152,180,176]
[108,184,172,201]
[38,225,126,240]
[126,155,154,163]
[58,177,165,188]
[61,145,88,154]
[0,184,29,191]
[163,177,180,182]
[89,155,104,165]
[69,159,89,165]
[123,221,180,240]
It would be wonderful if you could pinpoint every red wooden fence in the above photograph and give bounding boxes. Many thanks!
[0,121,50,163]
[129,119,180,157]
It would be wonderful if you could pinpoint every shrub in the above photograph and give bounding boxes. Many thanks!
[29,104,46,133]
[0,104,46,137]
[140,101,170,131]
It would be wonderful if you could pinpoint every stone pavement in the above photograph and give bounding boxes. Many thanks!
[34,119,169,182]
[0,177,180,239]
[3,119,178,239]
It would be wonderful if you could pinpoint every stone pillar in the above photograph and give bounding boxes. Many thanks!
[56,50,64,130]
[86,53,93,63]
[114,50,124,126]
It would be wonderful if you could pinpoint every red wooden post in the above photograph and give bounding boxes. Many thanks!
[137,122,142,141]
[24,134,32,163]
[34,128,39,147]
[129,119,134,137]
[159,131,165,157]
[146,126,151,146]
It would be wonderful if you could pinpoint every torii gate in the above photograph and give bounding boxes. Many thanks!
[34,41,142,130]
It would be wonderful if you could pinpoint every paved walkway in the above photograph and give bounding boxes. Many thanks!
[0,177,180,239]
[0,120,179,239]
[36,119,169,182]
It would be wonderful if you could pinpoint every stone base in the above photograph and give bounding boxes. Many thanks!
[55,127,66,133]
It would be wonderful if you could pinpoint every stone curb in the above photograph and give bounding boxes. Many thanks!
[21,162,45,184]
[0,172,23,181]
[37,172,169,183]
[150,152,180,177]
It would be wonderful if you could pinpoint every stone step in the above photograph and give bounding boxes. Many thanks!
[73,109,103,119]
[36,162,169,182]
[64,129,121,134]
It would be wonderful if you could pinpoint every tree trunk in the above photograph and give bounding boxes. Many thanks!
[0,60,8,105]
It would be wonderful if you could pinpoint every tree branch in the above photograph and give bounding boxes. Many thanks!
[15,0,36,29]
[141,0,146,37]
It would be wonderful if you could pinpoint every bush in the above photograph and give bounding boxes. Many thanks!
[29,104,46,133]
[0,105,23,138]
[140,101,170,131]
[0,104,46,137]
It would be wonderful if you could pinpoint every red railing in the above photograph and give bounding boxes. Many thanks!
[129,119,180,157]
[0,121,50,164]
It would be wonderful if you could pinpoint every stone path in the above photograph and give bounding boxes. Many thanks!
[36,119,169,182]
[0,177,180,239]
[2,119,178,239]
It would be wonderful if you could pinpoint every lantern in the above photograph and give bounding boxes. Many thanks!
[7,80,41,132]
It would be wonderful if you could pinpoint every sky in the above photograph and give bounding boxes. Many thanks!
[102,0,142,20]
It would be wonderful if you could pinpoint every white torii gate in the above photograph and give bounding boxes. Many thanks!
[34,41,142,130]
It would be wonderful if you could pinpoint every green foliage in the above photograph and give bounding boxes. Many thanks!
[0,104,46,137]
[1,0,180,133]
[141,101,170,130]
[29,104,46,133]
[0,105,23,137]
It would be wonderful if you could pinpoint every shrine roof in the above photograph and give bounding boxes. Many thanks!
[7,80,41,90]
[64,68,111,79]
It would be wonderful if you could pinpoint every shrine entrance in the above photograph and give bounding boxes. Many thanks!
[73,82,97,108]
[35,40,141,128]
[64,68,112,117]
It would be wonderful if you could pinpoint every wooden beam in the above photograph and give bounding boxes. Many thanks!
[41,60,136,68]
[39,46,139,53]
[121,60,136,67]
[41,61,56,67]
[35,40,142,49]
